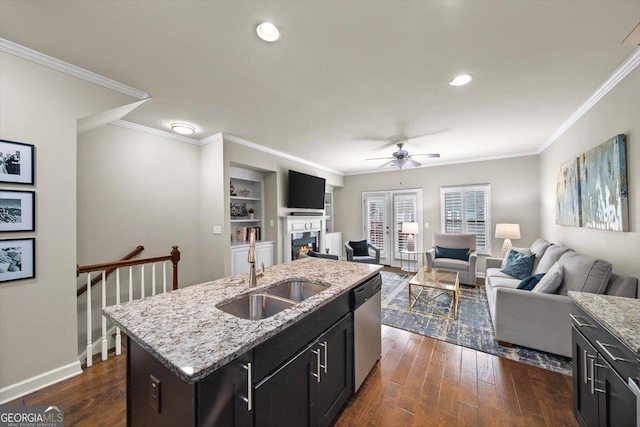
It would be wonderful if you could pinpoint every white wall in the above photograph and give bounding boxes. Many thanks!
[335,156,540,272]
[0,52,134,401]
[539,67,640,279]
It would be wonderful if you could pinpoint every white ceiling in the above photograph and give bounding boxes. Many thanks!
[1,1,639,174]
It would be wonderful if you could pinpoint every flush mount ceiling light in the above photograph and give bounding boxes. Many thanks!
[170,123,195,135]
[256,22,280,42]
[449,74,473,87]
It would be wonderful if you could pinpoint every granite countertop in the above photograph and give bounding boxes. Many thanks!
[569,291,640,354]
[104,258,382,383]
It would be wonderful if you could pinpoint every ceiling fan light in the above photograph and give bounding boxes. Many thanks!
[256,22,280,42]
[449,74,473,87]
[170,122,195,135]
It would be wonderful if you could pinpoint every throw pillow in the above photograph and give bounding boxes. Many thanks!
[501,247,532,268]
[435,246,470,261]
[517,273,545,291]
[349,240,369,257]
[532,262,564,294]
[500,250,535,280]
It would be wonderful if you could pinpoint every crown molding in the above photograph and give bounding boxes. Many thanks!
[110,120,200,145]
[0,38,149,100]
[221,133,344,176]
[344,150,539,176]
[538,46,640,153]
[199,133,224,146]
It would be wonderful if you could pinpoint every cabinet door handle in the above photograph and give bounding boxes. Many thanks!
[311,349,321,383]
[583,350,588,384]
[596,340,629,362]
[570,314,592,328]
[242,363,252,411]
[318,341,328,373]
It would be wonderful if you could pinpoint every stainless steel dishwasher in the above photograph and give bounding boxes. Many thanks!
[352,273,382,392]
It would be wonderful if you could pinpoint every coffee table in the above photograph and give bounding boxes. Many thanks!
[408,267,460,320]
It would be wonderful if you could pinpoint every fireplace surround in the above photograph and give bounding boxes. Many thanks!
[283,216,325,262]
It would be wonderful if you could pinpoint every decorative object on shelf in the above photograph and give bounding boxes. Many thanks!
[236,227,261,242]
[401,222,419,251]
[495,223,521,258]
[0,237,35,283]
[230,181,236,196]
[248,208,255,219]
[0,190,35,232]
[230,202,248,218]
[556,134,628,231]
[0,140,35,185]
[240,189,250,197]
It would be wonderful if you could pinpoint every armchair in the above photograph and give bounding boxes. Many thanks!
[345,241,381,264]
[425,233,477,285]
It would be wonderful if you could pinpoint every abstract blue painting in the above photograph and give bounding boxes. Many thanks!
[579,134,628,232]
[556,157,581,227]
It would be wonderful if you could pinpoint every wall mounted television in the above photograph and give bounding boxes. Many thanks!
[287,170,326,210]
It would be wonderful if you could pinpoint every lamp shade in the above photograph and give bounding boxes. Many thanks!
[495,223,521,240]
[401,222,420,234]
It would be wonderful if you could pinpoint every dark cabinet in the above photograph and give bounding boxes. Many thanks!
[571,306,639,427]
[199,350,253,427]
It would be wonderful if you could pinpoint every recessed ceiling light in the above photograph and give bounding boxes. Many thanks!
[170,123,195,135]
[449,74,473,87]
[256,22,280,42]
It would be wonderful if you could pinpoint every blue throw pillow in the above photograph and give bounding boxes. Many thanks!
[501,250,536,280]
[517,273,545,291]
[349,240,369,256]
[435,246,470,261]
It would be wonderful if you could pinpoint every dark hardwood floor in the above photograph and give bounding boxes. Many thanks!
[6,325,577,426]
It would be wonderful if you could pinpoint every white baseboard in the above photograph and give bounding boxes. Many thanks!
[0,361,82,404]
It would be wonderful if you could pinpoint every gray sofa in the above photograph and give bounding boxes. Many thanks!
[485,238,638,357]
[426,233,478,285]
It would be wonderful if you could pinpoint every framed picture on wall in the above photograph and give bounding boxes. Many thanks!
[0,238,36,283]
[0,190,35,232]
[0,140,35,185]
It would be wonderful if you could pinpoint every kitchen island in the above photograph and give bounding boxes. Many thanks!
[104,257,382,426]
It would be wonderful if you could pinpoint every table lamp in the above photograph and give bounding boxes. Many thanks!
[495,223,521,258]
[401,222,420,251]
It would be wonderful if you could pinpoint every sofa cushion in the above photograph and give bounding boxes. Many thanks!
[488,276,520,290]
[349,240,369,256]
[486,268,516,281]
[435,246,470,261]
[517,273,545,291]
[530,238,552,272]
[434,258,469,271]
[533,244,571,275]
[557,252,612,295]
[533,262,564,293]
[501,250,535,280]
[501,247,532,268]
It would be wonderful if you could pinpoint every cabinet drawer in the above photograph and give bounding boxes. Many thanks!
[571,304,638,382]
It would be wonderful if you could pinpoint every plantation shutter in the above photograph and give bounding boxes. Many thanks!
[394,194,417,254]
[365,196,386,256]
[440,185,491,254]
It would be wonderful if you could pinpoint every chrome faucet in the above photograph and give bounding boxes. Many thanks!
[248,230,264,287]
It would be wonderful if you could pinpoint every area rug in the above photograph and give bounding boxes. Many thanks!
[380,271,572,376]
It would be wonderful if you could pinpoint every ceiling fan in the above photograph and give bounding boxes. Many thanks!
[366,142,440,169]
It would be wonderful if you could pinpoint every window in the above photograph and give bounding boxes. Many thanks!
[365,195,386,256]
[393,194,417,255]
[440,184,491,255]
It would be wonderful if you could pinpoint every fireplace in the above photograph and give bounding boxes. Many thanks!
[291,231,319,260]
[283,216,325,262]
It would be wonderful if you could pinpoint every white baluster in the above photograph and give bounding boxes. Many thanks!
[86,272,93,367]
[141,265,145,299]
[115,268,121,355]
[129,267,133,302]
[101,270,107,361]
[152,262,156,296]
[162,261,167,293]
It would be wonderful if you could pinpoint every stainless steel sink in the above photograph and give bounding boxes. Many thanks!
[218,294,295,320]
[266,280,331,302]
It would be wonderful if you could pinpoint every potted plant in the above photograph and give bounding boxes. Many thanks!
[248,208,255,219]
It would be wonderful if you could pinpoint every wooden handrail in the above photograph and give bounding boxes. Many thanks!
[77,246,181,291]
[77,246,144,297]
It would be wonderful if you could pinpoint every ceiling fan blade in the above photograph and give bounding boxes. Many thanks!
[400,159,422,169]
[366,156,395,161]
[378,159,398,168]
[410,153,441,158]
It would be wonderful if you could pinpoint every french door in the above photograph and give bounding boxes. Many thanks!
[363,190,422,267]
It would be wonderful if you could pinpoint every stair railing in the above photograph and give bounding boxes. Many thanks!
[77,246,180,367]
